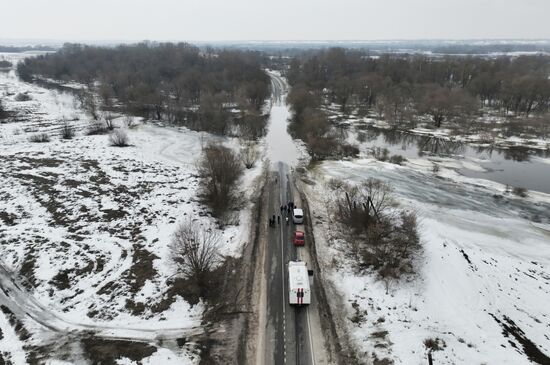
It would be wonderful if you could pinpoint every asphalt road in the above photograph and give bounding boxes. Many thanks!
[263,162,315,365]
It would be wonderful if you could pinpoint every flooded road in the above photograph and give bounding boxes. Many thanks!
[264,71,302,167]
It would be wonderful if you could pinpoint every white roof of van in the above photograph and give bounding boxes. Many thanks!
[293,208,303,215]
[288,261,309,290]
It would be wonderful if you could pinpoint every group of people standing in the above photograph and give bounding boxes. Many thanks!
[268,201,295,227]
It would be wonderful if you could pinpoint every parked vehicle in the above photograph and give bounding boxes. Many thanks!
[293,230,305,246]
[288,261,311,305]
[292,208,303,224]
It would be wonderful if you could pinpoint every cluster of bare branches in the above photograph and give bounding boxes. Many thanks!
[109,129,129,147]
[170,219,221,297]
[197,144,243,217]
[329,178,421,288]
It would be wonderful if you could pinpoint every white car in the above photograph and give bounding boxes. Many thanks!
[292,208,304,224]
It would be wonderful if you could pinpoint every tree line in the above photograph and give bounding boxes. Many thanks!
[285,48,550,157]
[17,42,271,137]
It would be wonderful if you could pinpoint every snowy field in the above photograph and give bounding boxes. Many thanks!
[0,54,262,364]
[300,156,550,364]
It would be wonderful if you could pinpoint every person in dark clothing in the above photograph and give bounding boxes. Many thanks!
[277,215,280,224]
[280,205,284,214]
[272,215,276,225]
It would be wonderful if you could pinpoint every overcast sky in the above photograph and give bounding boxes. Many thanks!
[1,0,549,42]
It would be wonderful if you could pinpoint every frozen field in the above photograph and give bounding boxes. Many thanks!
[0,54,262,364]
[301,157,550,364]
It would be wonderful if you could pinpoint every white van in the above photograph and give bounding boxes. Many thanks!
[292,208,304,224]
[288,261,311,305]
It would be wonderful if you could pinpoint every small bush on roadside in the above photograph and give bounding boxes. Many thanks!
[512,186,528,197]
[424,337,446,352]
[61,122,75,139]
[29,133,50,143]
[109,129,129,147]
[389,154,407,165]
[349,300,368,326]
[15,93,32,101]
[0,60,12,68]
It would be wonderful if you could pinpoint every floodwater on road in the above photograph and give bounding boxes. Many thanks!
[265,103,301,167]
[264,73,301,167]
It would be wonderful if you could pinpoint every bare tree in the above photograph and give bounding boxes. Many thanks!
[103,112,116,130]
[197,144,243,216]
[61,120,75,139]
[333,178,394,232]
[170,219,221,294]
[82,91,99,120]
[418,84,477,128]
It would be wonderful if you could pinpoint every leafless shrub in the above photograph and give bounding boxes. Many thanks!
[123,115,137,129]
[109,129,129,147]
[15,92,32,101]
[103,112,116,130]
[87,121,108,135]
[28,133,50,143]
[330,178,421,282]
[349,300,368,325]
[61,121,75,139]
[240,142,259,169]
[424,337,446,352]
[170,220,221,297]
[512,186,528,198]
[333,178,394,232]
[389,154,406,165]
[197,144,243,217]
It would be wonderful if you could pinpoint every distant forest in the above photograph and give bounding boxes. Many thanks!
[0,45,57,53]
[17,43,271,137]
[285,48,550,158]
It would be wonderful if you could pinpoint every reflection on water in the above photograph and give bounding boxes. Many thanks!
[360,127,550,194]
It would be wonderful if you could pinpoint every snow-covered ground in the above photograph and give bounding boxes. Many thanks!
[0,54,263,364]
[300,156,550,364]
